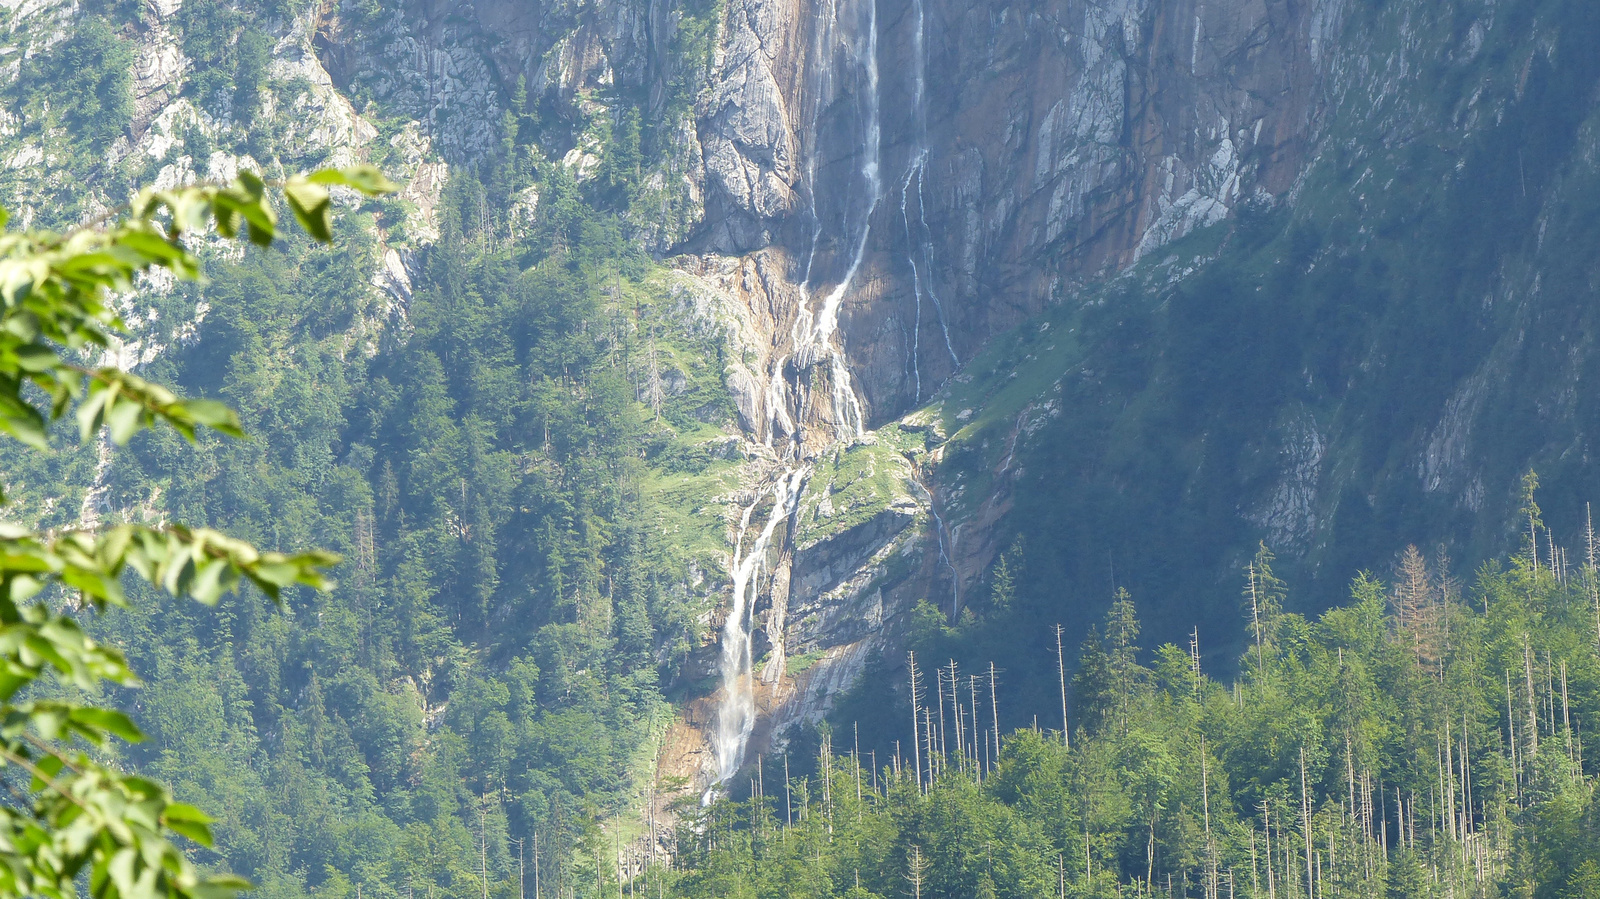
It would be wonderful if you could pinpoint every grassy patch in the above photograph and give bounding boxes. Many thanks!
[793,440,915,551]
[786,648,826,675]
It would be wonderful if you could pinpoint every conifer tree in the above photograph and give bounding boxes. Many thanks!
[1391,546,1439,666]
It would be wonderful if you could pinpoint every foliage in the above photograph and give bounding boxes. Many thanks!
[0,166,391,898]
[663,524,1600,899]
[7,18,133,156]
[0,124,735,896]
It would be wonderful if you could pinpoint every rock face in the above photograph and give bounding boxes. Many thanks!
[311,0,1353,788]
[302,0,1600,797]
[640,0,1353,777]
[685,0,1346,418]
[318,0,1342,417]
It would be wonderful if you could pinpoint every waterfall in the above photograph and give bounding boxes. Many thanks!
[764,354,795,448]
[900,160,926,401]
[706,0,885,793]
[793,0,879,440]
[707,468,807,802]
[899,0,957,403]
[915,164,959,368]
[799,0,840,289]
[812,0,879,345]
[913,476,962,617]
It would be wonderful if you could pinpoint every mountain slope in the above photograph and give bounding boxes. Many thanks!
[4,0,1600,893]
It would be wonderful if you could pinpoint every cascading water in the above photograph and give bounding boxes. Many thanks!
[900,160,927,402]
[705,0,885,794]
[793,0,879,441]
[912,476,962,616]
[899,0,957,402]
[914,164,958,368]
[707,469,807,802]
[764,354,795,448]
[799,0,840,290]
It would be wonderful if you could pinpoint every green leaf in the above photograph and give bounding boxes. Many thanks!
[188,558,231,605]
[283,176,333,243]
[214,173,278,249]
[13,344,59,373]
[213,202,241,239]
[75,383,114,443]
[106,393,147,445]
[59,566,126,607]
[0,407,48,449]
[70,708,144,743]
[107,847,138,898]
[246,220,274,248]
[189,874,253,899]
[178,399,244,439]
[34,752,64,780]
[235,170,265,196]
[164,817,214,848]
[165,188,214,236]
[308,164,399,195]
[161,803,213,824]
[0,260,37,306]
[164,801,221,848]
[29,704,67,741]
[113,231,190,269]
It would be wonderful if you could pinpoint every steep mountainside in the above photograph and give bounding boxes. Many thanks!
[4,0,1600,891]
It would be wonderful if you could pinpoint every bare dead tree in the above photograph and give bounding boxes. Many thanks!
[1587,502,1600,649]
[1190,628,1203,699]
[989,661,1001,765]
[905,845,930,899]
[1393,546,1441,666]
[908,652,923,792]
[1524,637,1540,759]
[1056,624,1070,749]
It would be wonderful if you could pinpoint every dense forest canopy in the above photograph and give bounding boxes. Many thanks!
[0,8,723,886]
[663,534,1600,899]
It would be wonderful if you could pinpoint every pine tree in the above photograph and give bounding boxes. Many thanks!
[1385,850,1426,899]
[1521,470,1544,572]
[1245,544,1287,677]
[1391,546,1440,666]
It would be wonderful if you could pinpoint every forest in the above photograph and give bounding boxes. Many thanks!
[657,524,1600,899]
[3,1,1600,898]
[0,17,720,888]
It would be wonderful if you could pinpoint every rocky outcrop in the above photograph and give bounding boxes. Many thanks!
[686,0,1349,419]
[633,0,1360,790]
[311,0,1343,418]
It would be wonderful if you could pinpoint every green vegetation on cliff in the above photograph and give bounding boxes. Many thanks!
[11,1,1600,898]
[0,6,740,891]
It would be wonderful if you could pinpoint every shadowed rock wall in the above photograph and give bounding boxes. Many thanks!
[318,0,1347,422]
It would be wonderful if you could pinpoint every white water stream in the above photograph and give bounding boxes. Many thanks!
[707,469,807,801]
[706,0,885,794]
[800,0,841,290]
[793,0,878,442]
[899,0,957,402]
[912,476,962,617]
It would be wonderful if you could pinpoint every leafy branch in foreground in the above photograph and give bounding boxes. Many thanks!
[0,165,393,899]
